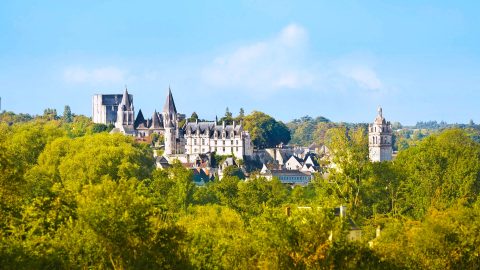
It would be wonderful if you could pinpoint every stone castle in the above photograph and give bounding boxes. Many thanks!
[93,88,393,174]
[93,87,253,162]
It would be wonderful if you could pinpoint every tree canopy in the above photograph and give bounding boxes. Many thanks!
[243,111,291,148]
[2,113,480,269]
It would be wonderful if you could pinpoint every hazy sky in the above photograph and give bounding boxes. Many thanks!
[1,1,479,125]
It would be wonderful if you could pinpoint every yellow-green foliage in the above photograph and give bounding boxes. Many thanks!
[2,122,480,269]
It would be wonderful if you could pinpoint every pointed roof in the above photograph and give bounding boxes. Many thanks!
[261,163,271,174]
[120,87,132,109]
[134,109,145,128]
[162,87,177,115]
[150,110,162,129]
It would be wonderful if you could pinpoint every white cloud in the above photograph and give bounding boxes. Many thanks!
[201,23,386,96]
[342,66,383,90]
[63,66,127,84]
[201,23,314,93]
[278,23,308,48]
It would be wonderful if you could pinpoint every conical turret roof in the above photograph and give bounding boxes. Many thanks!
[134,109,145,128]
[150,110,163,129]
[162,87,177,115]
[120,87,132,110]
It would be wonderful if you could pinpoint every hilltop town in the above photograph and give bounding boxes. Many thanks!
[2,89,480,268]
[92,87,394,185]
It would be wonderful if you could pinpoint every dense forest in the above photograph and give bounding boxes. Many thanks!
[1,110,480,269]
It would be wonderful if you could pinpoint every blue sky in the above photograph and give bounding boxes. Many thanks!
[1,1,479,125]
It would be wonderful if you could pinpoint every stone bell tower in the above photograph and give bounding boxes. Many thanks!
[368,107,392,162]
[163,87,178,155]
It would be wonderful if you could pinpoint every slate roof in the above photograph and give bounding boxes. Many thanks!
[120,88,133,110]
[184,121,243,139]
[101,94,131,106]
[304,153,319,166]
[291,155,304,164]
[269,169,311,177]
[222,157,237,167]
[150,111,163,129]
[163,87,177,115]
[134,110,146,129]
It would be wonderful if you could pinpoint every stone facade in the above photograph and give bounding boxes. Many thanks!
[92,93,132,125]
[100,87,254,161]
[368,107,393,162]
[133,88,185,138]
[114,88,136,135]
[260,164,312,185]
[183,121,253,160]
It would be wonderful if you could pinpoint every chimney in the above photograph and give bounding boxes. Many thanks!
[340,205,347,218]
[376,225,381,238]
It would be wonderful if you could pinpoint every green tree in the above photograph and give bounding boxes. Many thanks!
[178,205,253,269]
[90,123,109,133]
[43,108,58,120]
[236,177,289,216]
[62,105,73,123]
[243,111,291,148]
[235,108,246,123]
[222,165,246,179]
[219,107,234,125]
[323,126,370,216]
[188,111,199,122]
[146,162,195,212]
[212,176,240,208]
[73,178,188,269]
[394,129,480,218]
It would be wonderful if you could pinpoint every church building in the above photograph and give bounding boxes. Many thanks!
[368,107,393,162]
[101,86,253,161]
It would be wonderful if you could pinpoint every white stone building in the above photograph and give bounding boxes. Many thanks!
[368,107,393,162]
[114,88,136,135]
[183,120,253,160]
[92,93,133,125]
[260,164,312,185]
[99,86,254,162]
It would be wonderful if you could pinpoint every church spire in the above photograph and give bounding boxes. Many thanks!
[162,86,177,114]
[120,87,132,110]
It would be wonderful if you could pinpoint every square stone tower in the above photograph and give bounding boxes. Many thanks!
[368,107,393,162]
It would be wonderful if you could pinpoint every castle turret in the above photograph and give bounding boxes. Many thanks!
[162,87,180,155]
[114,87,135,134]
[162,86,177,128]
[368,107,393,162]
